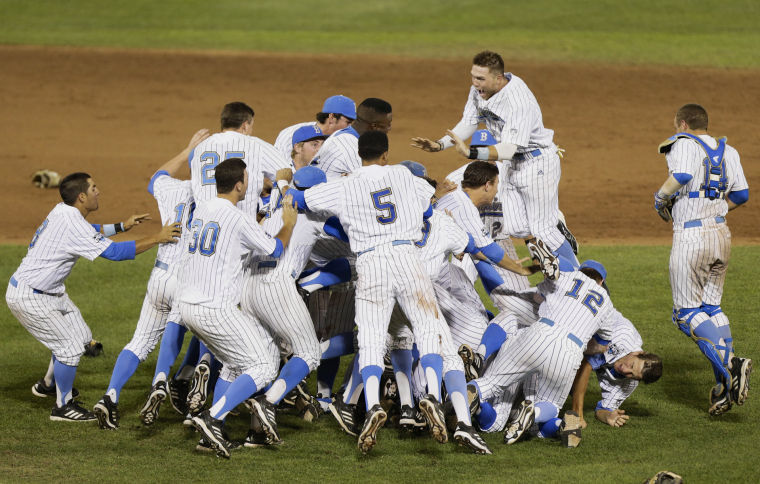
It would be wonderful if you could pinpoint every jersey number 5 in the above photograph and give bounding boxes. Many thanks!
[371,187,397,224]
[201,151,245,185]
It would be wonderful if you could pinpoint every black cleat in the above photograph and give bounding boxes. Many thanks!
[168,378,190,415]
[709,380,732,416]
[139,380,169,425]
[191,410,231,459]
[503,400,535,445]
[83,340,104,357]
[357,404,387,454]
[454,422,492,455]
[250,396,281,444]
[458,344,485,381]
[93,395,120,429]
[556,215,579,255]
[525,237,559,280]
[466,383,481,417]
[50,400,97,422]
[399,404,427,432]
[187,361,211,414]
[32,380,78,399]
[730,356,752,406]
[418,395,448,444]
[328,397,360,437]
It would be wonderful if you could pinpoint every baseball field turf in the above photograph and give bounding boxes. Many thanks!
[1,1,758,482]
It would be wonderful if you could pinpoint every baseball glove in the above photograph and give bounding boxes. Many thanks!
[654,192,675,223]
[32,170,61,189]
[83,339,104,357]
[642,471,683,484]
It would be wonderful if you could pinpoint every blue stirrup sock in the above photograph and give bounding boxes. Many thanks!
[360,365,384,410]
[320,332,354,359]
[479,323,507,360]
[174,336,200,380]
[476,401,497,431]
[342,354,364,405]
[153,321,186,384]
[420,354,443,401]
[266,356,310,404]
[553,240,579,268]
[54,360,78,407]
[390,349,414,407]
[534,401,559,424]
[317,357,341,398]
[212,378,232,406]
[209,374,257,421]
[106,350,140,403]
[538,418,562,438]
[444,370,471,425]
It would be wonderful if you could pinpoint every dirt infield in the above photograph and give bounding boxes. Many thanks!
[1,46,757,245]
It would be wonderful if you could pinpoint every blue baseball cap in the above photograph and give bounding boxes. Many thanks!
[470,129,497,147]
[292,125,327,147]
[322,95,357,120]
[399,160,427,178]
[293,166,327,190]
[579,260,607,281]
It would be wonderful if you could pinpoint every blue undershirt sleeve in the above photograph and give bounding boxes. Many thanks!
[99,241,136,261]
[91,224,102,232]
[672,172,692,185]
[727,188,748,205]
[148,170,169,196]
[477,242,505,264]
[422,203,433,220]
[285,188,308,211]
[463,233,478,254]
[269,238,284,258]
[324,217,349,242]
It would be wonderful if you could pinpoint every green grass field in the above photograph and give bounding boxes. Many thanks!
[1,245,758,482]
[0,0,758,67]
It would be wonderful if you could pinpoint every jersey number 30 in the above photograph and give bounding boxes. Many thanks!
[371,187,397,224]
[188,219,220,256]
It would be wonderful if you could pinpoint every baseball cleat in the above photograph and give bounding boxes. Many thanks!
[399,404,427,432]
[93,395,120,429]
[454,422,492,455]
[187,361,211,414]
[418,395,448,444]
[168,378,190,415]
[198,435,242,452]
[328,397,360,437]
[190,410,231,459]
[525,237,559,280]
[458,344,485,381]
[50,400,97,422]
[503,400,535,445]
[556,214,579,255]
[32,380,78,399]
[139,380,169,425]
[709,380,733,416]
[251,396,281,444]
[730,356,752,406]
[560,410,582,448]
[357,404,387,454]
[466,383,481,417]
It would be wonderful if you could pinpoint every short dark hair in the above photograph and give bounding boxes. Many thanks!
[473,51,505,76]
[461,161,498,189]
[580,267,604,284]
[358,98,392,115]
[358,131,389,161]
[215,158,247,194]
[59,172,92,205]
[639,352,663,384]
[676,104,708,130]
[220,102,254,130]
[423,176,438,189]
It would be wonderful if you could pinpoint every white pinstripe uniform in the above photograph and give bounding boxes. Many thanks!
[120,173,194,361]
[240,208,326,371]
[474,270,615,409]
[189,131,290,216]
[6,203,113,366]
[450,75,565,251]
[665,134,747,311]
[176,198,279,387]
[310,126,361,180]
[303,165,463,377]
[274,121,315,161]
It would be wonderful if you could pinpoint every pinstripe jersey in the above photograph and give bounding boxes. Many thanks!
[13,203,113,293]
[535,271,616,349]
[590,310,643,410]
[435,189,492,248]
[304,164,434,253]
[310,126,360,180]
[178,198,277,308]
[149,173,194,266]
[416,210,470,279]
[446,161,507,240]
[273,121,314,161]
[665,134,747,224]
[460,74,554,152]
[188,131,290,217]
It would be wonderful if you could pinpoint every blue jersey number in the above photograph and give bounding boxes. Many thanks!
[415,220,431,248]
[371,188,397,225]
[565,278,605,315]
[29,219,49,248]
[188,219,220,257]
[173,202,197,230]
[200,151,245,185]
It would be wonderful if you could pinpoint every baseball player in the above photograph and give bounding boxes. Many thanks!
[91,129,209,429]
[654,103,751,416]
[311,97,392,180]
[273,95,356,160]
[412,50,577,265]
[6,173,181,421]
[290,125,327,170]
[280,131,487,454]
[180,158,298,458]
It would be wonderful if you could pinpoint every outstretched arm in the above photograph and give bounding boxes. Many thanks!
[570,359,593,429]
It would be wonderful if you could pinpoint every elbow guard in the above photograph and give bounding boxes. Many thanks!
[478,242,505,264]
[727,189,748,206]
[99,241,136,261]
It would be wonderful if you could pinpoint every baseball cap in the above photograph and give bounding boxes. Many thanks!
[470,129,497,147]
[293,166,327,190]
[399,160,427,178]
[292,125,327,147]
[579,260,607,281]
[322,95,357,120]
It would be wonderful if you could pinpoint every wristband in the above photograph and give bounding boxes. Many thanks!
[437,137,454,150]
[468,146,490,160]
[277,179,289,192]
[103,223,125,237]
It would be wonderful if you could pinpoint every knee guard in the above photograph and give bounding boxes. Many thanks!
[672,307,701,338]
